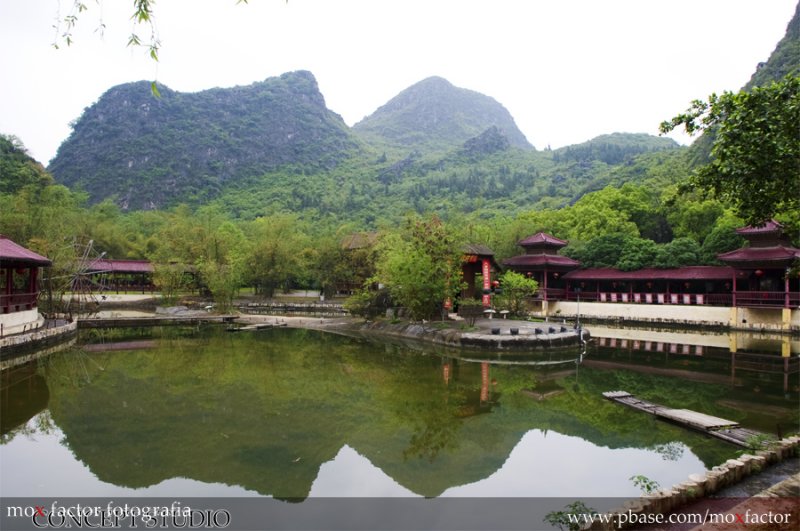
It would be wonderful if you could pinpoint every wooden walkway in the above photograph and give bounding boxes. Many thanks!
[227,322,287,332]
[603,391,770,448]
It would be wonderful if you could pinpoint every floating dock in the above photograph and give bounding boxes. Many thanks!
[227,322,287,332]
[602,390,771,447]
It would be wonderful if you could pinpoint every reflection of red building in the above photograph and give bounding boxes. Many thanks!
[0,235,51,336]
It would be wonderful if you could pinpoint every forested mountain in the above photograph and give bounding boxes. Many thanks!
[48,71,359,210]
[745,1,799,89]
[688,2,800,163]
[352,76,532,152]
[0,135,54,194]
[46,69,682,222]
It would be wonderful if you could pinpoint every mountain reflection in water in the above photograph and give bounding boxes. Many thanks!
[1,326,796,499]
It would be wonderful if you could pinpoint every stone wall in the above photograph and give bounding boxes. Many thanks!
[546,302,799,333]
[589,436,800,530]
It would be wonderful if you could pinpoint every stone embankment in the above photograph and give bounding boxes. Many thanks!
[588,437,800,530]
[337,318,588,350]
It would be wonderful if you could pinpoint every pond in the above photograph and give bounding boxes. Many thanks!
[1,326,797,504]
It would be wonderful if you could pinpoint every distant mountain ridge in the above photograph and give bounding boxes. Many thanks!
[49,71,358,210]
[352,76,532,152]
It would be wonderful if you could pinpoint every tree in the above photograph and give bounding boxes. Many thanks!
[654,237,702,269]
[373,216,464,321]
[616,237,659,271]
[494,271,538,317]
[244,214,311,297]
[660,75,800,226]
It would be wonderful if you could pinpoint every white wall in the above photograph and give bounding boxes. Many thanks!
[0,308,44,337]
[546,301,798,332]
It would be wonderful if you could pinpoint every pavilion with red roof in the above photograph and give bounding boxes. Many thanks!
[502,232,580,301]
[0,235,51,335]
[717,220,800,308]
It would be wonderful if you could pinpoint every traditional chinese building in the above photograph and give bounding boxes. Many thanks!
[0,235,51,336]
[716,220,800,308]
[461,244,503,307]
[502,232,580,313]
[84,259,155,293]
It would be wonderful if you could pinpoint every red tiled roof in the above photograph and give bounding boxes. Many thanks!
[518,232,568,248]
[0,235,51,266]
[85,259,154,273]
[717,246,800,264]
[563,266,735,281]
[503,254,580,268]
[736,220,783,235]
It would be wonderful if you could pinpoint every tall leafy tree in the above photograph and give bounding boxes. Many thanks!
[660,75,800,226]
[373,215,464,321]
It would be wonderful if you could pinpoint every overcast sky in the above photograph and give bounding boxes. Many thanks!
[0,0,796,164]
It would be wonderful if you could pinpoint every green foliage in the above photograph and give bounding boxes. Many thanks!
[0,134,54,194]
[661,74,800,226]
[543,501,597,531]
[654,237,702,268]
[553,132,679,165]
[493,271,538,316]
[374,215,465,321]
[152,262,190,304]
[629,474,661,495]
[243,214,312,297]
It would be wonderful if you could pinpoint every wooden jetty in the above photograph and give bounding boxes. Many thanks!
[603,391,771,448]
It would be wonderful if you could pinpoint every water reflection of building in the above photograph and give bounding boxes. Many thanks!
[441,360,500,416]
[590,328,799,394]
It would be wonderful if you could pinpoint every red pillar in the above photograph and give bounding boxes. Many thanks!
[480,362,489,403]
[481,258,491,307]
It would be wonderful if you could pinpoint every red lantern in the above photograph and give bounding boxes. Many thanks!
[553,272,560,279]
[755,269,764,277]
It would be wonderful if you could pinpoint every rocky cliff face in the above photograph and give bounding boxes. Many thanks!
[48,71,359,210]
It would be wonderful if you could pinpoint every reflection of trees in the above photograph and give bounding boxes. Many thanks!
[1,410,56,444]
[401,399,462,462]
[650,441,685,462]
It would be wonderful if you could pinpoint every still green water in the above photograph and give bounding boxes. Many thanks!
[1,326,797,499]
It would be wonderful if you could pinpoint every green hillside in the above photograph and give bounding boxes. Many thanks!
[48,71,360,210]
[352,76,532,152]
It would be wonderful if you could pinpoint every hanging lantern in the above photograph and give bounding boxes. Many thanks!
[755,269,764,277]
